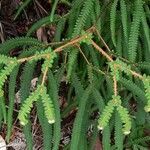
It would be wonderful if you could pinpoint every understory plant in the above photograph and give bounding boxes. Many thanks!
[0,0,150,149]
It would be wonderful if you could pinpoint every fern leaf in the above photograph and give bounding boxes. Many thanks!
[18,85,42,125]
[98,100,115,130]
[70,85,92,150]
[128,0,143,62]
[115,111,124,150]
[20,62,36,150]
[119,77,147,103]
[141,8,150,53]
[36,97,53,150]
[67,0,94,80]
[6,66,19,142]
[120,0,128,41]
[48,70,61,150]
[110,0,118,47]
[117,105,131,135]
[72,0,94,37]
[0,63,18,96]
[0,37,44,54]
[41,85,55,124]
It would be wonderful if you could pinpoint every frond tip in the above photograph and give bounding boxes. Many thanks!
[41,85,55,124]
[117,106,131,135]
[98,100,115,130]
[18,85,55,125]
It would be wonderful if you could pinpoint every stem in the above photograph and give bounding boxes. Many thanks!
[91,40,113,62]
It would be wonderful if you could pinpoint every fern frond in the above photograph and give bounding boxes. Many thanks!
[6,66,19,142]
[142,75,150,112]
[20,62,36,149]
[98,100,115,130]
[18,85,42,125]
[0,62,18,96]
[0,37,44,54]
[67,0,94,79]
[67,48,78,80]
[141,8,150,53]
[36,98,53,150]
[72,0,94,37]
[110,0,118,47]
[120,0,128,41]
[115,111,123,150]
[70,85,92,150]
[117,105,131,135]
[48,70,61,150]
[41,85,55,124]
[119,77,147,103]
[128,0,143,62]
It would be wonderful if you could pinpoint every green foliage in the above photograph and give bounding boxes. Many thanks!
[128,0,143,62]
[0,0,150,149]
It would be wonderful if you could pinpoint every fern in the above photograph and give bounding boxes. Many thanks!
[18,85,41,125]
[6,66,20,142]
[70,85,92,150]
[117,105,131,135]
[0,37,44,54]
[115,111,124,150]
[41,85,55,124]
[128,0,143,62]
[110,0,118,47]
[48,70,61,150]
[20,62,36,150]
[67,0,94,80]
[120,0,128,41]
[98,100,115,130]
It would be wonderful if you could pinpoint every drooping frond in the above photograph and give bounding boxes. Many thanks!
[117,105,131,135]
[110,0,119,47]
[72,0,94,37]
[128,0,143,62]
[115,111,124,150]
[41,85,55,124]
[70,85,92,150]
[0,37,44,54]
[120,0,128,41]
[98,100,115,130]
[18,85,42,125]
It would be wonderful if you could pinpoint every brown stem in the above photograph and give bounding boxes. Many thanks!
[91,40,113,62]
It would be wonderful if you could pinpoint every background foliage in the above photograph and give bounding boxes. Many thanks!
[0,0,150,149]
